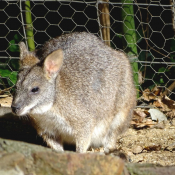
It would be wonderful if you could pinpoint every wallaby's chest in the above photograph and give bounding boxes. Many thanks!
[31,110,74,139]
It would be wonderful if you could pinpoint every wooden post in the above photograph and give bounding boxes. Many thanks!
[98,0,111,46]
[170,0,175,34]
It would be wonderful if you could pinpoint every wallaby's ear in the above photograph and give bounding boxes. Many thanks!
[19,42,39,69]
[44,49,63,79]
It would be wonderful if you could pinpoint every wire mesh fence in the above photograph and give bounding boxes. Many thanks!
[0,0,174,101]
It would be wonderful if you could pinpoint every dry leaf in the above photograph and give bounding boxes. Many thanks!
[144,145,161,151]
[141,88,158,101]
[132,108,157,128]
[0,97,12,107]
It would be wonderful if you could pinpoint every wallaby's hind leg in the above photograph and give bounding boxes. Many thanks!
[104,109,133,154]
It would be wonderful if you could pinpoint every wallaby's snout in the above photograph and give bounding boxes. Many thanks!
[11,90,22,115]
[11,103,20,114]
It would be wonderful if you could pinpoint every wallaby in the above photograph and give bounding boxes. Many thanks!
[11,32,136,153]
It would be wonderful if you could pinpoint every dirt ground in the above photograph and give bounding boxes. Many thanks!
[116,118,175,166]
[89,117,175,166]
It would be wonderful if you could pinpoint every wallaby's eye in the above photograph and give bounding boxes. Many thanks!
[31,87,39,94]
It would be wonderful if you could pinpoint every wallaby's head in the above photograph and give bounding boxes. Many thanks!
[11,42,63,116]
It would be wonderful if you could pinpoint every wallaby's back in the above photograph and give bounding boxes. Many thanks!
[37,32,134,117]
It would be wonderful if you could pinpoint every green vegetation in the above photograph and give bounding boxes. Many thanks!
[0,1,35,93]
[25,1,35,51]
[121,0,139,97]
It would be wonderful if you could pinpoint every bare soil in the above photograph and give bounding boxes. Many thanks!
[118,118,175,166]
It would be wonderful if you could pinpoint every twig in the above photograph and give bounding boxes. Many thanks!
[163,80,175,95]
[134,0,170,59]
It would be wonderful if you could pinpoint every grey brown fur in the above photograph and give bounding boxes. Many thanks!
[12,32,136,153]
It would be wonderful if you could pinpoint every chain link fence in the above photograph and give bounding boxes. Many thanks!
[0,0,174,100]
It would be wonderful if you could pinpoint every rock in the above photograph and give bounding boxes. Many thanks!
[148,109,167,123]
[126,163,175,175]
[0,138,175,175]
[33,152,124,175]
[132,146,143,154]
[0,138,124,175]
[0,152,28,175]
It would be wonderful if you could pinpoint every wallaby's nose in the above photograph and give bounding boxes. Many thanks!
[11,104,20,114]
